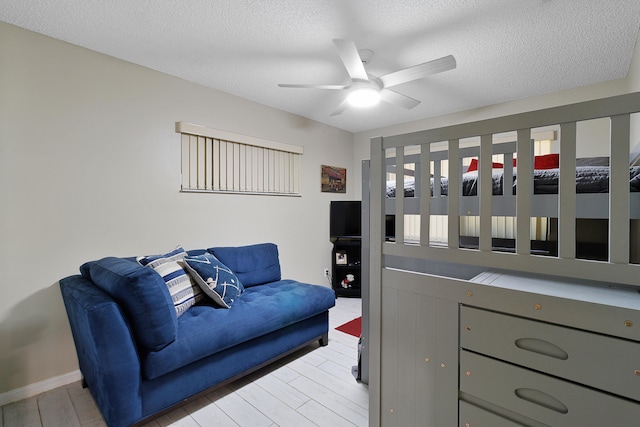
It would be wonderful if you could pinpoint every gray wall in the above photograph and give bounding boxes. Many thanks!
[0,22,354,396]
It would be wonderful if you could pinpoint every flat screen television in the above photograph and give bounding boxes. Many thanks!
[330,201,361,240]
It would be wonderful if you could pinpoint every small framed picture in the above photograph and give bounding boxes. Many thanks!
[321,165,346,193]
[336,251,347,265]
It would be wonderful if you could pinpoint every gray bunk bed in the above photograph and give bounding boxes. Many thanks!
[362,92,640,426]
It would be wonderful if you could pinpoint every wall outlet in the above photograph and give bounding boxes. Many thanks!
[324,268,330,277]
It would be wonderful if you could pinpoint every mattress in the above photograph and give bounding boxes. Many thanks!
[387,166,640,198]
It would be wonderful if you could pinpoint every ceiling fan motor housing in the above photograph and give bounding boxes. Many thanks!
[347,79,382,107]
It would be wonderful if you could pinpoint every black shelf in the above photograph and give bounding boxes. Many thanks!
[329,200,362,298]
[332,237,361,297]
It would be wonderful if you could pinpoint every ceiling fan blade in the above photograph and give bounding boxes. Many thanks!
[379,55,456,88]
[380,89,421,109]
[333,39,369,81]
[278,83,349,90]
[330,97,350,116]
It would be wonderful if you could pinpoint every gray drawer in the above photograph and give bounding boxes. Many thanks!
[460,305,640,401]
[459,400,524,427]
[460,350,640,426]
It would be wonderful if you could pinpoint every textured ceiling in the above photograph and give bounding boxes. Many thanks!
[1,0,639,133]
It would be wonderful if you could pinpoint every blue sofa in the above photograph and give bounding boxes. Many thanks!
[59,243,336,427]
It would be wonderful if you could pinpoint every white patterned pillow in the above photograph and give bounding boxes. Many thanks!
[138,247,204,317]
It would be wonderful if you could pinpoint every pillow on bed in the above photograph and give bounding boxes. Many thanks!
[512,153,559,169]
[466,159,504,172]
[467,154,559,172]
[530,153,560,169]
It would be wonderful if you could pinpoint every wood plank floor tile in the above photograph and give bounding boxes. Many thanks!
[288,376,368,427]
[316,345,358,369]
[251,372,311,410]
[289,360,368,410]
[210,392,273,427]
[37,387,80,427]
[183,397,239,427]
[296,399,360,427]
[234,382,317,427]
[318,360,365,398]
[269,365,301,384]
[153,407,201,427]
[324,338,359,359]
[2,397,42,427]
[65,382,106,427]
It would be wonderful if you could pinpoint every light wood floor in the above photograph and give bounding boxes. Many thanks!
[1,297,366,427]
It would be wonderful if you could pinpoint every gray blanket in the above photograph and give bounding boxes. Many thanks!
[386,166,640,197]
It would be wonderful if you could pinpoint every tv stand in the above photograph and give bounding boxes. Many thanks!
[331,237,361,297]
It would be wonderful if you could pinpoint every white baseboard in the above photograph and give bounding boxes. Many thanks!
[0,370,82,406]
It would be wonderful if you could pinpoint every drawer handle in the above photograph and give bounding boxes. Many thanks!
[514,388,569,414]
[515,338,569,360]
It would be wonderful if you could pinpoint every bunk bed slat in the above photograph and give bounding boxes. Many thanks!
[479,135,493,251]
[502,145,514,195]
[433,157,442,197]
[447,139,461,249]
[396,148,405,244]
[609,114,631,264]
[420,143,431,247]
[558,122,577,259]
[515,129,533,255]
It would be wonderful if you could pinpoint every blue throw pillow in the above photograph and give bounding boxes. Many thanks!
[183,253,244,308]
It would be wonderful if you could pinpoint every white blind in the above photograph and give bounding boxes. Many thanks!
[176,122,302,196]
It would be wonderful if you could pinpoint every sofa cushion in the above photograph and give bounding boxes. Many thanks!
[208,243,281,287]
[142,280,335,380]
[137,247,205,317]
[183,253,244,308]
[80,257,177,351]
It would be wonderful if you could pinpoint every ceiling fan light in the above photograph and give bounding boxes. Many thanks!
[347,87,380,108]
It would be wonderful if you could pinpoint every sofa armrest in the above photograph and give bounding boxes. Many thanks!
[60,275,142,427]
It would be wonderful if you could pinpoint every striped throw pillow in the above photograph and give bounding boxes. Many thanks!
[138,246,204,317]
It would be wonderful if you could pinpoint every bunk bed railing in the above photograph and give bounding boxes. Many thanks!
[370,92,640,288]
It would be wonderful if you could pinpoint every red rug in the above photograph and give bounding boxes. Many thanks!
[335,316,362,337]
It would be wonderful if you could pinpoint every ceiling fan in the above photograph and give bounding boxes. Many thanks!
[278,39,456,116]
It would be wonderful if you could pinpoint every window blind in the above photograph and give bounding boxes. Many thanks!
[176,122,303,196]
